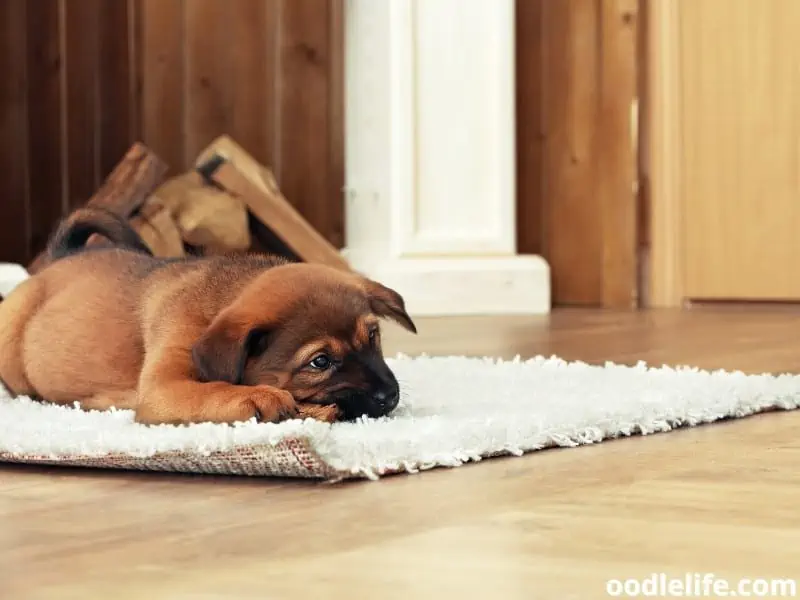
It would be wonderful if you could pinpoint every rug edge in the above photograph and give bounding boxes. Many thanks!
[308,396,800,480]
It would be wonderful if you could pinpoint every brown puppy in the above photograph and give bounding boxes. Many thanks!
[0,208,416,425]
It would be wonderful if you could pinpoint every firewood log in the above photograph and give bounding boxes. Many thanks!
[195,136,350,271]
[150,172,251,253]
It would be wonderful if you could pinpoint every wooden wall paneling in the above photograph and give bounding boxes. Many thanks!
[263,0,281,175]
[636,0,650,306]
[25,0,66,256]
[0,0,346,261]
[228,0,276,171]
[515,0,544,256]
[184,0,233,164]
[129,0,145,150]
[636,0,649,253]
[597,0,639,308]
[98,0,137,177]
[278,0,341,248]
[645,0,683,307]
[516,0,640,307]
[0,0,30,263]
[327,0,345,249]
[140,0,186,173]
[540,0,603,305]
[63,0,102,209]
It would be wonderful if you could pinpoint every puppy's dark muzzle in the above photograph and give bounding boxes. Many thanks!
[336,385,400,421]
[372,388,399,413]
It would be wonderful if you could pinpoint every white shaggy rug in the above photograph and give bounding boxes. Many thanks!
[1,354,799,482]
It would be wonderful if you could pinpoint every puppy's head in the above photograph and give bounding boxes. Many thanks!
[191,263,416,420]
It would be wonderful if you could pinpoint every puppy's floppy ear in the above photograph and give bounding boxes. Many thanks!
[362,278,417,334]
[191,312,271,384]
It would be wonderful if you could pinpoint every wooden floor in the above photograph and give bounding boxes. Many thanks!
[3,307,800,599]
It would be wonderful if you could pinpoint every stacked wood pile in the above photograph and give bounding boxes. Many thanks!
[27,137,349,274]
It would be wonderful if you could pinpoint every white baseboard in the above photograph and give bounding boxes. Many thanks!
[344,251,550,316]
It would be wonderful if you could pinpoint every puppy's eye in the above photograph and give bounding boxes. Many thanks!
[368,327,379,342]
[309,354,332,370]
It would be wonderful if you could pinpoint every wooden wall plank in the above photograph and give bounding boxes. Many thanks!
[98,0,136,177]
[63,0,101,208]
[263,1,281,174]
[515,0,544,256]
[129,0,144,146]
[515,0,640,307]
[327,0,345,249]
[140,0,185,172]
[598,0,639,308]
[25,0,65,256]
[228,0,275,169]
[540,0,603,305]
[278,0,337,248]
[645,0,683,307]
[0,0,30,263]
[185,0,233,163]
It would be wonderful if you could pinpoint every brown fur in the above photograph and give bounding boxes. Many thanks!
[0,213,416,425]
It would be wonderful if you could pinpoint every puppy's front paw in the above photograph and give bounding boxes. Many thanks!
[245,387,297,423]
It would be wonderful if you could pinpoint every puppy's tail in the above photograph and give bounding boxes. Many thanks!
[47,207,153,262]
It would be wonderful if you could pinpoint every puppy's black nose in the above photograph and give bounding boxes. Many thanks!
[373,388,399,412]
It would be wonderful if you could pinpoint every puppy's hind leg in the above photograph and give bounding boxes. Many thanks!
[77,389,139,413]
[0,279,46,397]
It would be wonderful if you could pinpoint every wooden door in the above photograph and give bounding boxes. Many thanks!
[648,0,800,304]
